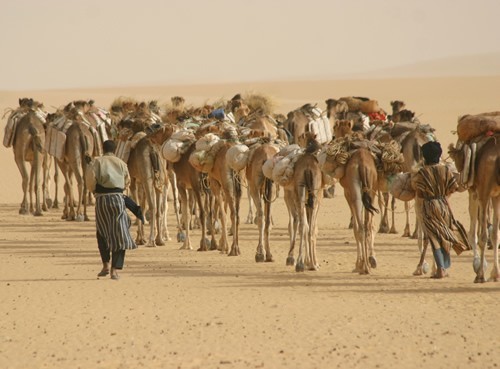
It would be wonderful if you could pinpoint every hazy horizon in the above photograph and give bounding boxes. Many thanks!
[2,0,500,90]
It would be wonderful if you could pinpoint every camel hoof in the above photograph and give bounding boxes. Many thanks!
[413,267,423,276]
[389,227,398,234]
[210,239,218,251]
[42,204,48,212]
[245,217,253,224]
[177,232,186,243]
[156,240,165,246]
[255,253,265,263]
[295,262,305,272]
[179,244,192,250]
[33,210,43,217]
[369,256,377,269]
[265,255,274,263]
[378,226,389,234]
[19,208,29,215]
[474,276,486,283]
[402,230,410,238]
[75,214,85,222]
[228,247,240,256]
[286,256,295,266]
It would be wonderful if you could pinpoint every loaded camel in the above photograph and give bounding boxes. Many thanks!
[320,132,380,274]
[8,99,48,215]
[282,133,324,271]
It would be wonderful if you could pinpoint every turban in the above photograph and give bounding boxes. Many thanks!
[422,141,442,165]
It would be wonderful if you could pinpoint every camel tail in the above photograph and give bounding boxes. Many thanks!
[304,169,315,209]
[264,177,273,204]
[360,167,379,215]
[234,170,242,199]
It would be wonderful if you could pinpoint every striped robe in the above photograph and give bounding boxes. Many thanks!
[411,164,470,255]
[95,193,137,251]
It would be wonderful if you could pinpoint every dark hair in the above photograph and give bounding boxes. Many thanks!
[421,141,442,165]
[103,140,116,154]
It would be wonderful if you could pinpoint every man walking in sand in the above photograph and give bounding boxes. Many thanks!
[85,140,137,280]
[411,141,470,279]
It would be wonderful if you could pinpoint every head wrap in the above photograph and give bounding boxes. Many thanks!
[422,141,442,165]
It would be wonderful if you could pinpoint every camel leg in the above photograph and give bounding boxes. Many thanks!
[378,191,389,233]
[169,170,182,233]
[308,195,321,270]
[246,186,254,224]
[366,207,376,269]
[53,157,60,208]
[144,180,157,247]
[348,199,366,274]
[489,196,500,282]
[475,200,489,283]
[263,179,274,262]
[389,196,398,234]
[284,189,298,266]
[193,184,209,251]
[468,191,484,273]
[15,155,30,215]
[227,173,241,257]
[402,201,411,237]
[159,183,169,242]
[178,185,192,250]
[28,162,35,214]
[31,148,43,216]
[295,187,308,272]
[212,183,228,253]
[42,153,50,211]
[413,237,429,276]
[155,187,165,246]
[250,184,265,262]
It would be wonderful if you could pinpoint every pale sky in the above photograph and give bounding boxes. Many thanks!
[1,0,499,90]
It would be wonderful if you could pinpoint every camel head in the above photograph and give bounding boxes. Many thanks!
[73,100,90,113]
[149,100,161,115]
[297,131,320,153]
[334,119,353,138]
[390,100,406,115]
[447,141,465,172]
[399,109,415,122]
[18,98,35,109]
[171,96,185,109]
[147,123,173,145]
[325,99,348,119]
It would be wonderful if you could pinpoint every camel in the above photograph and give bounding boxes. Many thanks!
[10,103,47,215]
[283,134,324,271]
[449,137,500,282]
[333,119,400,235]
[128,123,174,247]
[190,121,242,255]
[51,110,95,221]
[321,134,379,274]
[172,142,211,251]
[246,142,279,262]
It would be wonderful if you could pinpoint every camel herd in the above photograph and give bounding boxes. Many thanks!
[3,95,499,283]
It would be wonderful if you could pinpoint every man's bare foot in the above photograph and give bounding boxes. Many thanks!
[430,268,448,279]
[110,268,120,280]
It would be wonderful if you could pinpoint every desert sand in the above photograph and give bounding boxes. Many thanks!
[1,76,500,369]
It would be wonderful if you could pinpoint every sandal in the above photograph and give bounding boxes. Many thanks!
[97,269,110,277]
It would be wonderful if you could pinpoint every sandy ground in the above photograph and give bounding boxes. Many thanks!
[1,77,500,369]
